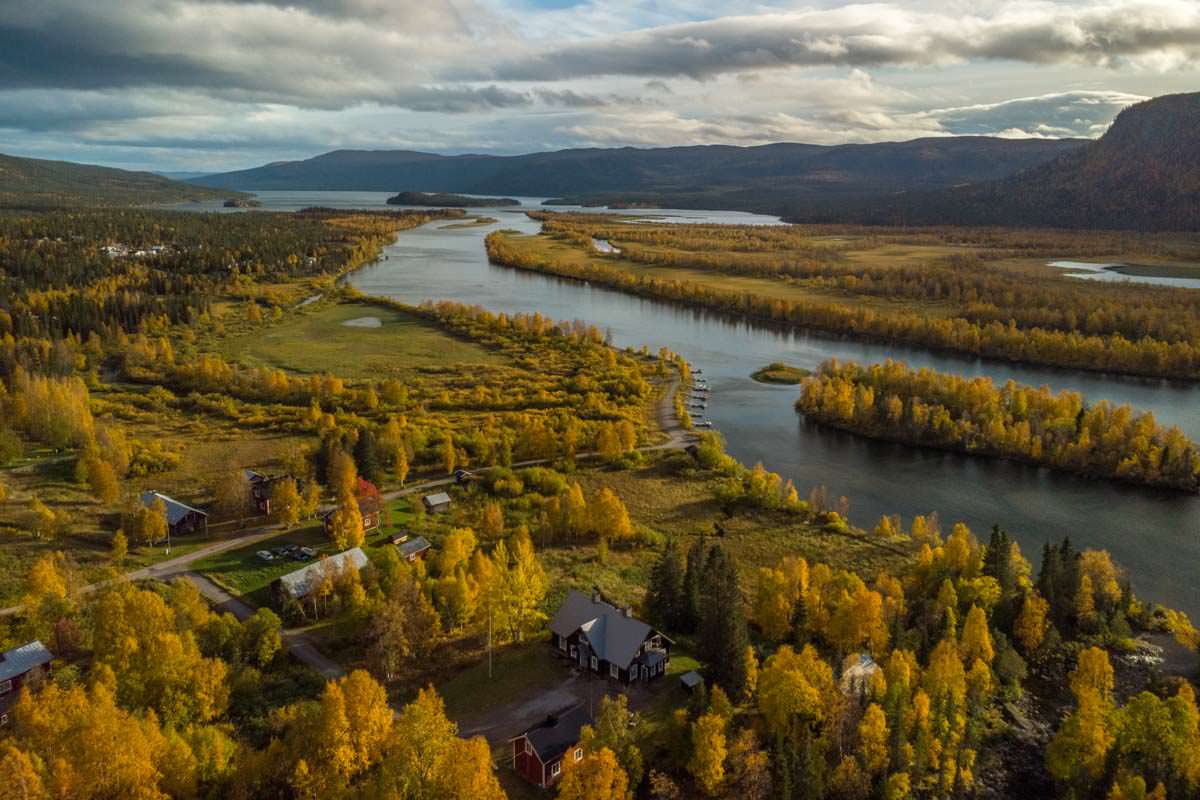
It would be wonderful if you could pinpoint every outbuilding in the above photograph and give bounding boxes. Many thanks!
[271,547,369,608]
[422,492,452,513]
[397,535,432,562]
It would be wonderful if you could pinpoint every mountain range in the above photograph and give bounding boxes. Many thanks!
[189,137,1084,215]
[0,153,240,209]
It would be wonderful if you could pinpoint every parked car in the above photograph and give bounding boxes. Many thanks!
[256,550,274,562]
[295,546,317,560]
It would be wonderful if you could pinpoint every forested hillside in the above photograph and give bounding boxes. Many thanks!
[0,152,242,208]
[820,93,1200,231]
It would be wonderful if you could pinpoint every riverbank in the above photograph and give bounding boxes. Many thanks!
[484,229,1200,382]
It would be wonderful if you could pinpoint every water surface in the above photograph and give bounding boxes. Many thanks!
[349,210,1200,619]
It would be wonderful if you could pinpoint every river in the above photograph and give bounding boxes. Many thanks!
[187,192,1200,618]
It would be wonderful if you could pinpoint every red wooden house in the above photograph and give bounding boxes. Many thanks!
[321,477,382,535]
[0,640,52,726]
[510,705,591,788]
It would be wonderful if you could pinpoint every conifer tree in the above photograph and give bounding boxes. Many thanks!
[699,544,749,698]
[646,537,685,631]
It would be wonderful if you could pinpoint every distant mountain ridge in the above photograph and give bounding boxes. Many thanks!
[191,137,1084,214]
[799,92,1200,231]
[0,152,241,208]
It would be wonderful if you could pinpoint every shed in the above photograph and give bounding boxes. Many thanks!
[680,670,703,693]
[271,547,369,606]
[1,640,53,724]
[397,536,432,562]
[510,705,592,788]
[141,490,208,537]
[422,492,452,513]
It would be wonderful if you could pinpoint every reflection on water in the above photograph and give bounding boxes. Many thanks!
[1048,260,1200,289]
[349,210,1200,619]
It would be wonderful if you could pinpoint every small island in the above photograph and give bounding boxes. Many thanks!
[751,362,811,384]
[224,198,262,208]
[386,191,520,208]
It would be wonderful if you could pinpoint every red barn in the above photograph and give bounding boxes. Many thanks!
[510,705,591,788]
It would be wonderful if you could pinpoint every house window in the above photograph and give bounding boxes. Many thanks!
[558,635,567,651]
[609,663,619,679]
[551,762,561,777]
[0,679,12,695]
[590,656,598,671]
[574,748,583,762]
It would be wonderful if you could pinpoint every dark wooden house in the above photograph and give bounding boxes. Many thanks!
[0,640,52,725]
[321,478,382,535]
[549,590,672,684]
[510,705,591,788]
[141,490,208,537]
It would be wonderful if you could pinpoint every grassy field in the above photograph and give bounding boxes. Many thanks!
[216,301,509,380]
[521,234,958,317]
[574,458,912,580]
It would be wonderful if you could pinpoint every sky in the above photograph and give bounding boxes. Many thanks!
[0,0,1197,172]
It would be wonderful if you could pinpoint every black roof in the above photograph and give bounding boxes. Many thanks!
[520,705,592,762]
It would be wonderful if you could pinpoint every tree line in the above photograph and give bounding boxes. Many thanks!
[485,231,1200,380]
[795,359,1199,492]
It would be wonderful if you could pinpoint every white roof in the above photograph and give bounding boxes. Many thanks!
[423,492,451,505]
[275,548,368,600]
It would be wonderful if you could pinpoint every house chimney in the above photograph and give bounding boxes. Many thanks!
[591,585,602,604]
[623,606,633,618]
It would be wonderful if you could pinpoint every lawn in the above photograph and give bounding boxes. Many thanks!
[436,638,561,721]
[216,301,508,380]
[192,497,418,608]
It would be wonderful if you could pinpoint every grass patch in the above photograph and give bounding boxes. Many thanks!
[216,301,508,380]
[192,523,333,607]
[751,362,812,385]
[437,638,560,720]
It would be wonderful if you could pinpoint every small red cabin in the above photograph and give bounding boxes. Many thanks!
[510,705,591,788]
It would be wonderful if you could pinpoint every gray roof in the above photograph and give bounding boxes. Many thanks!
[0,640,53,681]
[423,492,451,506]
[397,536,431,559]
[519,705,592,762]
[141,490,207,525]
[680,670,703,689]
[549,590,654,670]
[275,548,369,600]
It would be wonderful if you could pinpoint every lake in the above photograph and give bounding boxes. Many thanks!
[344,205,1200,619]
[1048,260,1200,290]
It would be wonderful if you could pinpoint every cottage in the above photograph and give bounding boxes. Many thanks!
[271,547,369,607]
[397,536,432,562]
[321,478,382,535]
[141,490,208,537]
[244,469,302,515]
[0,641,53,725]
[549,589,672,684]
[422,492,451,513]
[510,705,591,788]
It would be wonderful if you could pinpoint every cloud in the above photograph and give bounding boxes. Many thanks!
[930,90,1148,138]
[490,2,1200,81]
